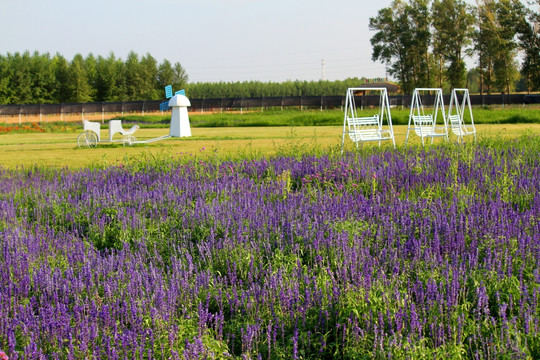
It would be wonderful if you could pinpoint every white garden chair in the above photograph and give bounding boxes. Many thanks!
[405,88,448,146]
[448,88,476,143]
[341,87,396,153]
[108,120,140,145]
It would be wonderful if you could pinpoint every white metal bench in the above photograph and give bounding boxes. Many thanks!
[346,115,393,142]
[448,114,476,140]
[411,114,447,139]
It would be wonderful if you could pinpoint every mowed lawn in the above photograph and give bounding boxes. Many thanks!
[0,124,539,169]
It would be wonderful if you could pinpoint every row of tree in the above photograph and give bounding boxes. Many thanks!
[370,0,540,94]
[0,51,397,104]
[0,51,188,105]
[184,78,393,99]
[0,0,537,105]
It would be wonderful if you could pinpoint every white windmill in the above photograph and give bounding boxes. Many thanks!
[77,85,192,147]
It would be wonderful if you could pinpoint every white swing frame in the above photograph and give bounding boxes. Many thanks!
[341,87,396,153]
[405,88,449,146]
[448,88,476,143]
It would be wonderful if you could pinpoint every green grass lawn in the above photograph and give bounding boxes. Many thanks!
[115,106,540,127]
[0,123,539,169]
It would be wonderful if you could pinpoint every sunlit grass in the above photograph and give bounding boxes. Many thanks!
[114,106,540,127]
[0,124,539,169]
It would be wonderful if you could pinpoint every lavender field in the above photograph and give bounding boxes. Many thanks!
[1,136,539,359]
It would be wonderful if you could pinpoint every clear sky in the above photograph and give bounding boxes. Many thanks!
[2,0,407,83]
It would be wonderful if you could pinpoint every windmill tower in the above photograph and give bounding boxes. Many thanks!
[160,85,191,137]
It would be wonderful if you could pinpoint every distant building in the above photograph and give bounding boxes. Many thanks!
[359,82,400,94]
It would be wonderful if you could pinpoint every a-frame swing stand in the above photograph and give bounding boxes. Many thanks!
[448,88,476,143]
[405,88,448,146]
[341,87,396,153]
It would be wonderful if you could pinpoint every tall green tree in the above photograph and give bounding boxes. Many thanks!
[475,0,521,94]
[371,1,408,93]
[8,52,34,104]
[26,52,56,103]
[431,0,475,88]
[494,0,522,94]
[157,59,189,96]
[67,54,94,102]
[173,61,189,93]
[157,59,175,93]
[124,51,143,100]
[0,55,11,104]
[476,0,498,94]
[53,54,71,103]
[408,0,433,87]
[516,0,540,91]
[95,53,126,102]
[370,0,432,93]
[84,53,99,102]
[140,53,159,100]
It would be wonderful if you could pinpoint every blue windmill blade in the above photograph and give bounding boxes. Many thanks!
[165,85,173,99]
[175,89,186,96]
[160,101,171,111]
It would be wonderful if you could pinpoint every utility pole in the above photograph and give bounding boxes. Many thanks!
[321,59,326,81]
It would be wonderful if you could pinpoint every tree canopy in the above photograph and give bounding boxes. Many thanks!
[0,0,538,105]
[0,51,188,105]
[370,0,538,94]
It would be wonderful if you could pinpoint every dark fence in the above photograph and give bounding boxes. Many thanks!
[0,94,538,118]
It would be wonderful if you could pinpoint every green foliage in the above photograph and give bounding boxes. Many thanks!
[515,1,540,92]
[474,0,523,95]
[117,109,411,128]
[431,0,475,89]
[0,51,56,104]
[0,51,188,105]
[184,77,391,99]
[370,0,433,93]
[370,0,529,94]
[115,107,540,129]
[0,51,393,105]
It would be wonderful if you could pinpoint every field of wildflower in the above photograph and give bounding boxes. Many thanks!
[0,123,45,134]
[0,135,539,359]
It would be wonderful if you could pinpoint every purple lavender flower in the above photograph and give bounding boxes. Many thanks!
[0,138,538,358]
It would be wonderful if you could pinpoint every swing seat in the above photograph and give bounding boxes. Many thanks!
[341,87,396,153]
[448,89,476,143]
[411,115,447,138]
[405,88,448,146]
[347,115,393,142]
[449,115,475,136]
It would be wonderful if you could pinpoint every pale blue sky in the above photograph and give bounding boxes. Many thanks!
[1,0,459,83]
